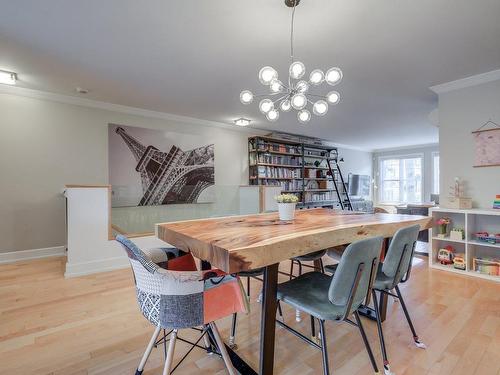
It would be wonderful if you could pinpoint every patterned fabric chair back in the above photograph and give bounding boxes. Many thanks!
[381,224,420,287]
[117,235,206,328]
[116,235,248,329]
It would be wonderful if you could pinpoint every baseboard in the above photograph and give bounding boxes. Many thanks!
[64,255,129,278]
[0,246,66,264]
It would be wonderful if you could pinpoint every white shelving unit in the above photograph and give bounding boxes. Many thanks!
[429,207,500,282]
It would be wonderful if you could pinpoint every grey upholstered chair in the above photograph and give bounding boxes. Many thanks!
[289,249,327,322]
[370,224,426,375]
[116,235,247,375]
[276,236,383,375]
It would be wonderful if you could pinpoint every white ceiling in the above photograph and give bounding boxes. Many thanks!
[1,0,499,150]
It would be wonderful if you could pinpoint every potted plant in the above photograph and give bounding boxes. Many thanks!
[275,194,299,221]
[435,217,451,238]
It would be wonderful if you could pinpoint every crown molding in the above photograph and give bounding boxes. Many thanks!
[0,83,376,152]
[0,84,262,134]
[430,69,500,94]
[372,142,439,154]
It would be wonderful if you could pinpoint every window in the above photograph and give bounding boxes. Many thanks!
[432,152,440,194]
[379,155,423,204]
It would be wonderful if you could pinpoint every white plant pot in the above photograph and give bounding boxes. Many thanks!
[278,203,296,221]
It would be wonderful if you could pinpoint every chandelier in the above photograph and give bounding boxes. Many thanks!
[239,0,342,124]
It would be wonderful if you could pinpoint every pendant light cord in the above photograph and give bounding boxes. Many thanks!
[290,1,296,63]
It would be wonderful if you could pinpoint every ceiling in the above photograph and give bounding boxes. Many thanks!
[1,0,499,150]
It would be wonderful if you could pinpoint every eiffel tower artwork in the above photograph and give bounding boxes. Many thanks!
[112,125,215,206]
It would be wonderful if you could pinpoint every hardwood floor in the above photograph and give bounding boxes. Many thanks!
[0,255,499,375]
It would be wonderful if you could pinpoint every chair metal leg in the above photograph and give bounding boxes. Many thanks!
[295,261,303,322]
[372,291,393,375]
[229,313,238,349]
[354,311,380,374]
[395,285,426,349]
[320,258,325,274]
[310,315,321,344]
[209,322,237,375]
[247,276,251,297]
[277,301,284,321]
[162,329,177,375]
[289,260,294,280]
[318,320,330,375]
[136,325,162,375]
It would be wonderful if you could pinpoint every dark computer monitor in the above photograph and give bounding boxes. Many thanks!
[348,174,370,198]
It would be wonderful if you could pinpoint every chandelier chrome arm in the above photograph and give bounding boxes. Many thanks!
[238,0,343,123]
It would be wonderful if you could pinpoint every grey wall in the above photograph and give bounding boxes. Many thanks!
[438,79,500,208]
[373,144,439,204]
[0,91,372,253]
[0,93,251,253]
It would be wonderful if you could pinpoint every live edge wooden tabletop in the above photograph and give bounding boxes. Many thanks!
[155,208,432,274]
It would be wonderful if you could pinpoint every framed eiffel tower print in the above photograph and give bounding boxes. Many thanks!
[108,123,215,207]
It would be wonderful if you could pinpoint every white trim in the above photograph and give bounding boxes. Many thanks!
[64,255,129,278]
[0,246,66,264]
[0,84,260,134]
[431,151,440,195]
[429,69,500,94]
[0,84,374,152]
[372,143,439,153]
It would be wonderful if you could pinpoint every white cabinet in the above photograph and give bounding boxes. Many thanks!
[429,208,500,282]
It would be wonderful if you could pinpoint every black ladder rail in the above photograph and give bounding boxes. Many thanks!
[337,163,353,210]
[326,158,353,210]
[326,158,344,209]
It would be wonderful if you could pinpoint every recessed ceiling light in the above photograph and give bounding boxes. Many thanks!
[0,70,17,85]
[75,87,89,94]
[234,118,251,126]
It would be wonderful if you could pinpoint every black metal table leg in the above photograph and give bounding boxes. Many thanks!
[259,263,279,375]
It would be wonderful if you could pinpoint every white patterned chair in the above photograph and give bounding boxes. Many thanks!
[116,235,248,375]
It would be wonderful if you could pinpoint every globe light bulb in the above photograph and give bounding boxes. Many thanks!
[325,67,343,86]
[326,91,340,105]
[270,79,283,93]
[266,109,279,122]
[259,66,278,85]
[289,61,305,79]
[298,109,311,123]
[313,100,329,116]
[291,93,307,110]
[259,98,274,114]
[240,90,254,104]
[280,99,291,112]
[309,69,324,85]
[295,80,309,93]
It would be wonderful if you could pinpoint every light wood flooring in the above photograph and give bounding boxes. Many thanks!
[0,255,499,375]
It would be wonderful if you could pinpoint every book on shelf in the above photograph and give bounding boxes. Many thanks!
[305,191,333,202]
[250,138,302,154]
[256,166,302,179]
[258,179,303,190]
[249,153,302,166]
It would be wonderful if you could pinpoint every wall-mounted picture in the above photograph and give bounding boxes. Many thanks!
[473,121,500,167]
[109,123,215,207]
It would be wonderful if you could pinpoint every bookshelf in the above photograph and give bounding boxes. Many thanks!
[429,207,500,282]
[248,135,350,208]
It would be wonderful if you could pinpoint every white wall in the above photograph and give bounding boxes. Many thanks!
[0,90,373,254]
[372,144,439,204]
[437,78,500,208]
[0,92,252,253]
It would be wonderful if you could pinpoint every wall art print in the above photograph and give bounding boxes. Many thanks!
[109,124,215,207]
[472,120,500,168]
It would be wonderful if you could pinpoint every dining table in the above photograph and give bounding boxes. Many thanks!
[156,208,432,375]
